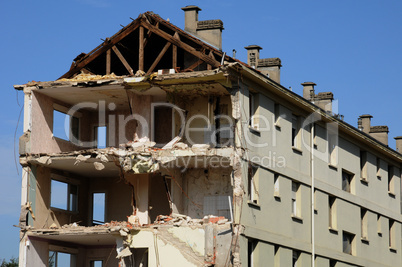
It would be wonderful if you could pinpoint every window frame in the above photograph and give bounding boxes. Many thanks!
[50,174,79,213]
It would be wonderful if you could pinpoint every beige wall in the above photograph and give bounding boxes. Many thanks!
[237,79,402,266]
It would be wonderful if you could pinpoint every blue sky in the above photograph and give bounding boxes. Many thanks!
[1,0,401,261]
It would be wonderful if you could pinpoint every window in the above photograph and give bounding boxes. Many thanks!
[248,163,259,204]
[342,231,355,255]
[50,179,78,212]
[376,158,381,178]
[388,165,395,195]
[328,196,337,229]
[342,170,354,193]
[328,131,337,165]
[249,92,259,129]
[291,181,301,217]
[53,109,80,142]
[292,250,300,267]
[329,259,337,267]
[92,192,106,225]
[49,251,76,267]
[274,174,280,197]
[90,260,103,267]
[95,126,107,149]
[361,208,368,240]
[291,115,300,148]
[389,219,396,249]
[360,151,368,181]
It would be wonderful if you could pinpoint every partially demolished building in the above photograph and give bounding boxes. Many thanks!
[15,6,402,267]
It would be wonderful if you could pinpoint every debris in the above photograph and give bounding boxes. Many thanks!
[49,223,58,229]
[119,229,128,236]
[135,70,146,77]
[116,247,132,259]
[127,215,139,225]
[94,162,105,170]
[37,156,51,165]
[162,136,181,149]
[96,154,109,163]
[58,72,120,82]
[74,154,91,165]
[131,155,158,173]
[173,142,188,149]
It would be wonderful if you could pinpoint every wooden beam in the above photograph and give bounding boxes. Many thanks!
[172,32,179,69]
[144,21,158,47]
[146,42,171,75]
[172,45,177,69]
[112,45,134,75]
[187,60,203,70]
[139,26,144,71]
[59,20,140,79]
[207,51,215,70]
[141,22,220,68]
[106,49,111,74]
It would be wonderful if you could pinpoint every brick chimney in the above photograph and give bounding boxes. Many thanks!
[301,82,333,113]
[395,136,402,153]
[182,6,224,50]
[244,45,282,83]
[370,126,389,146]
[258,58,282,83]
[358,114,389,145]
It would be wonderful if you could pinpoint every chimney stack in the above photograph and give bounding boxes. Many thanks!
[244,45,282,83]
[395,136,402,153]
[301,82,316,100]
[359,114,372,134]
[369,126,389,146]
[181,5,201,34]
[244,45,262,68]
[358,114,389,145]
[182,6,224,50]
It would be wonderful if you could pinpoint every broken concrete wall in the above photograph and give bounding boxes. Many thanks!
[127,90,152,139]
[172,167,232,219]
[33,166,89,228]
[126,228,203,266]
[30,91,92,153]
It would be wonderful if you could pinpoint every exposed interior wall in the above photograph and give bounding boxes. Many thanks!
[170,95,233,146]
[86,246,119,267]
[127,91,152,139]
[30,91,93,153]
[26,238,49,267]
[178,167,232,219]
[33,166,89,228]
[88,176,133,224]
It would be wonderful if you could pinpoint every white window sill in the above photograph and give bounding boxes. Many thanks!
[328,227,338,234]
[292,147,303,154]
[291,214,303,223]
